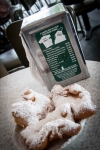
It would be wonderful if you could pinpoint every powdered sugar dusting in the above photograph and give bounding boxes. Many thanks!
[51,84,96,116]
[12,89,54,126]
[21,119,81,150]
[12,84,96,150]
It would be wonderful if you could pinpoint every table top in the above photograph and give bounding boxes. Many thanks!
[0,60,100,150]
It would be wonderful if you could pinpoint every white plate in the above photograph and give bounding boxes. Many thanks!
[13,119,86,150]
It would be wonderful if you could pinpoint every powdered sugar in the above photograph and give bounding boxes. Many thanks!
[65,83,82,94]
[21,119,81,150]
[51,84,96,116]
[12,84,96,150]
[12,89,53,126]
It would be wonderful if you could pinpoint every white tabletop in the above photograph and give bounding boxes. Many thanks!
[0,60,100,150]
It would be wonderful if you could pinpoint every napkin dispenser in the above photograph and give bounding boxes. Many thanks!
[21,3,90,90]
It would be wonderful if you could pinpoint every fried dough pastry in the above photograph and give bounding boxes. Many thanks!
[12,84,96,150]
[12,88,54,128]
[51,84,96,120]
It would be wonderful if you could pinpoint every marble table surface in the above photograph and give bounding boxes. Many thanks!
[0,60,100,150]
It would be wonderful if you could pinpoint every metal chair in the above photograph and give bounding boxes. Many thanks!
[0,20,28,76]
[0,2,29,77]
[62,0,100,40]
[6,20,29,68]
